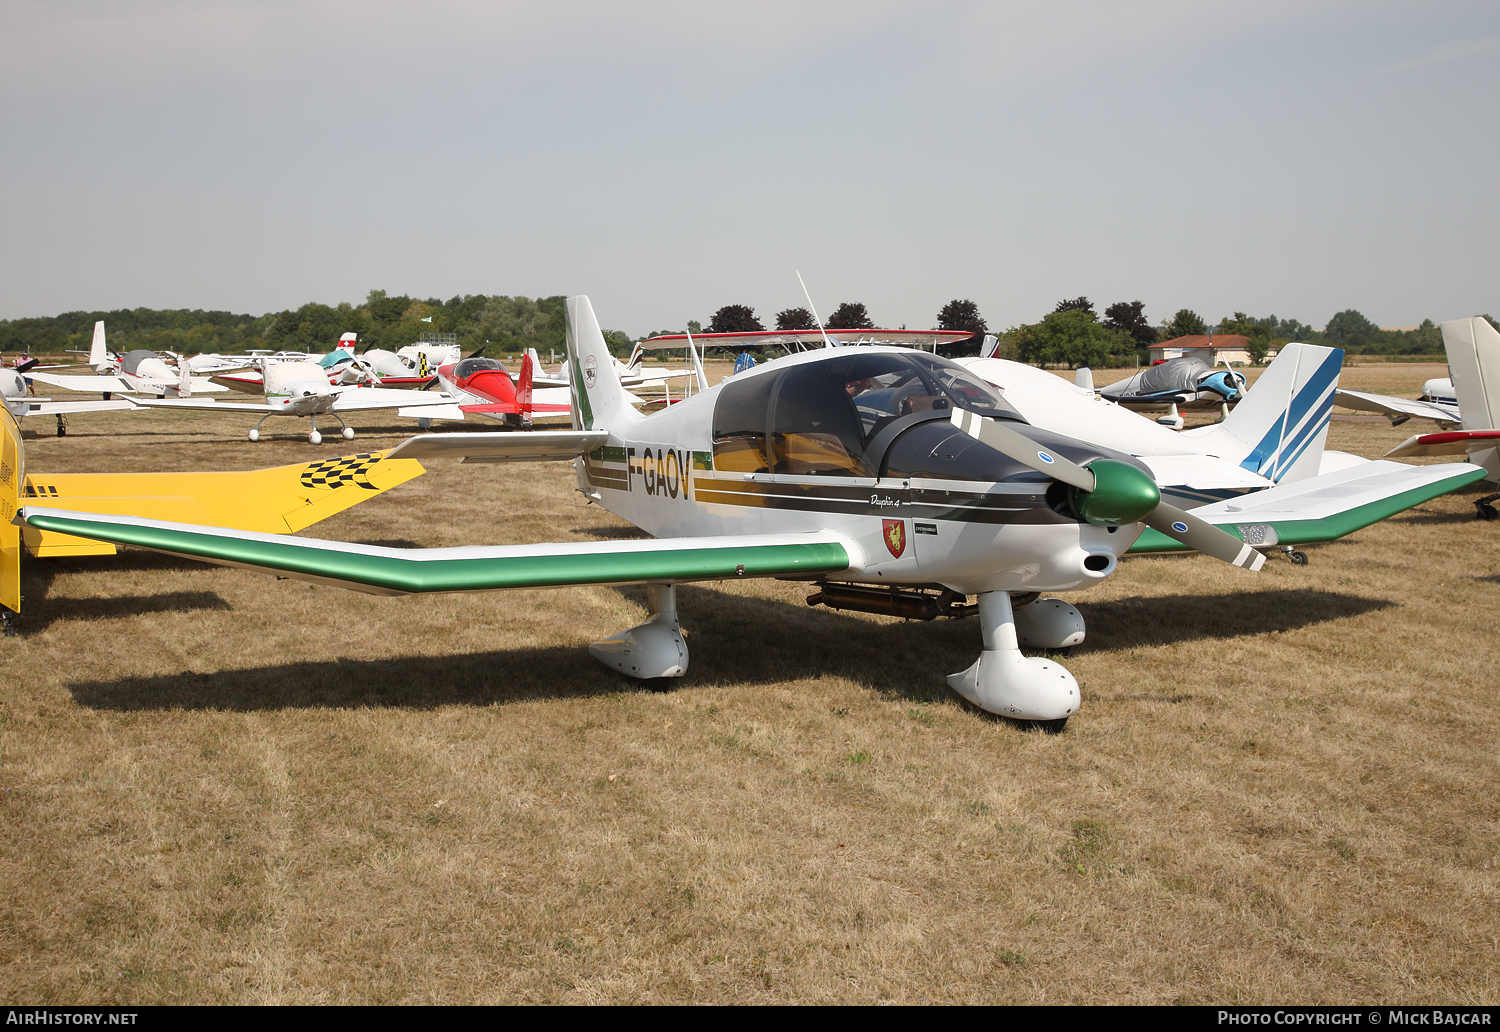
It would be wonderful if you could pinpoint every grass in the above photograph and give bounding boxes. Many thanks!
[0,360,1496,1003]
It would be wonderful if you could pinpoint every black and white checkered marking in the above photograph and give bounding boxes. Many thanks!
[299,453,380,491]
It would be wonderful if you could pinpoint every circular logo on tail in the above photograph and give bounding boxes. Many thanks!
[583,354,598,389]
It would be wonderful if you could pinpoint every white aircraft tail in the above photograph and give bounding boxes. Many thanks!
[1180,342,1344,483]
[1074,367,1095,391]
[564,296,641,433]
[1441,316,1500,431]
[89,321,108,371]
[179,357,192,397]
[980,334,999,359]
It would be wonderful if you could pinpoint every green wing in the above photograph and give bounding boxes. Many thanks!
[18,508,850,596]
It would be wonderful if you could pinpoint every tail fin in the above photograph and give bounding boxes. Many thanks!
[526,347,544,377]
[179,357,192,397]
[1,407,23,621]
[1441,316,1500,431]
[980,334,999,359]
[89,321,108,370]
[1075,367,1095,391]
[1181,342,1344,483]
[517,351,534,416]
[626,342,646,373]
[564,296,641,433]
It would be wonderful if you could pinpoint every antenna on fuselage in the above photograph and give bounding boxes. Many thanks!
[796,271,836,349]
[683,325,709,394]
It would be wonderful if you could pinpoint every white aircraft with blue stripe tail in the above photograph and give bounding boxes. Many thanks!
[15,298,1485,728]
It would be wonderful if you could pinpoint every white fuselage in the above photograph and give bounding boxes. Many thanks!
[577,348,1142,597]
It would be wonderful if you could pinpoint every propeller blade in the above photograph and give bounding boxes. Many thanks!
[1144,502,1265,571]
[950,409,1096,492]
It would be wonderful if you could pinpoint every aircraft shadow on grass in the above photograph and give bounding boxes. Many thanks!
[20,551,234,632]
[64,584,1392,713]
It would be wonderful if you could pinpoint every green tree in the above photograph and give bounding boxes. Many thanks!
[1053,297,1094,315]
[826,302,874,329]
[1102,301,1157,346]
[1008,309,1131,369]
[707,305,765,333]
[936,299,987,357]
[1161,309,1207,339]
[1324,309,1378,348]
[775,307,815,330]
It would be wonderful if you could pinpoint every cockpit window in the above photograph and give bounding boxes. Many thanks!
[453,357,506,379]
[710,351,1025,478]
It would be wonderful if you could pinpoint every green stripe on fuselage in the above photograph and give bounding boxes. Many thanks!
[23,513,850,593]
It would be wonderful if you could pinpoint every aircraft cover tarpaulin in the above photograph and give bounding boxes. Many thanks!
[1103,357,1214,400]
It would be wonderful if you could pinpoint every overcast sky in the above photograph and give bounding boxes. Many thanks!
[2,0,1497,335]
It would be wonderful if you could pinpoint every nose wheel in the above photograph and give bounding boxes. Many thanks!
[1278,545,1309,565]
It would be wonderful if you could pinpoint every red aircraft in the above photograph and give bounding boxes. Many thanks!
[435,352,572,427]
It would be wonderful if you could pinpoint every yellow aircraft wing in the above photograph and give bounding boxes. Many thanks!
[20,451,425,557]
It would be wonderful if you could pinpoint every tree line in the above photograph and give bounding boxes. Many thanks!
[0,292,634,359]
[2,290,1491,366]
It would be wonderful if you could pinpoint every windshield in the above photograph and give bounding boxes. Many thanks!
[453,357,506,379]
[710,350,1024,477]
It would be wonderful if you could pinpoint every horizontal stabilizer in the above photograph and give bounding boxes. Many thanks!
[1127,460,1485,553]
[14,509,853,596]
[1386,429,1500,458]
[18,399,136,416]
[385,430,608,463]
[1335,388,1460,425]
[26,372,131,394]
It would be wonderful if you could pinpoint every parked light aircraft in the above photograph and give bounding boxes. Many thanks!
[1334,317,1500,518]
[26,322,230,398]
[127,358,459,443]
[402,352,618,428]
[1096,355,1246,428]
[17,297,1484,727]
[2,362,135,435]
[0,404,426,632]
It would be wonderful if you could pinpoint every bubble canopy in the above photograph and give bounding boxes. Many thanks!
[710,350,1028,478]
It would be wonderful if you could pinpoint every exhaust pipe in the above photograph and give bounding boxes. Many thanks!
[807,583,975,621]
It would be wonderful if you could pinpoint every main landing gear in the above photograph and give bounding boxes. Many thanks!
[247,413,357,444]
[590,582,688,681]
[947,592,1081,725]
[1277,545,1309,565]
[587,583,1084,728]
[1476,493,1499,521]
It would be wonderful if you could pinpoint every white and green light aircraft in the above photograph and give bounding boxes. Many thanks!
[14,298,1485,727]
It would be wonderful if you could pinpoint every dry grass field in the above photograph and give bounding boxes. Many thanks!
[1,360,1496,1004]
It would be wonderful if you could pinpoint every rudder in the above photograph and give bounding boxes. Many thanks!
[564,296,640,433]
[1181,342,1344,483]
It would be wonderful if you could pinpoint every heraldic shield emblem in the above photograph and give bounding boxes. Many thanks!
[882,518,906,559]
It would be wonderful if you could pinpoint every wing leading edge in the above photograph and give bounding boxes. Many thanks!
[14,509,853,596]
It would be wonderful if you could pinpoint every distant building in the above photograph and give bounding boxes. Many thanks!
[1146,334,1274,366]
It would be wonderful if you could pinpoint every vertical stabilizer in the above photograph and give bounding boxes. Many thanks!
[1180,342,1343,483]
[89,321,108,371]
[1,408,23,621]
[564,296,641,433]
[1441,317,1500,431]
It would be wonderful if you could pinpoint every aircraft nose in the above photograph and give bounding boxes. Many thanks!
[1070,459,1160,527]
